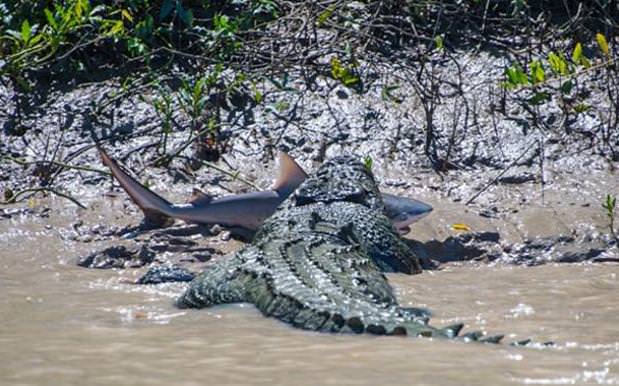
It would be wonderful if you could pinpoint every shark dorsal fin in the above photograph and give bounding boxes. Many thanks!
[188,188,214,206]
[272,152,308,195]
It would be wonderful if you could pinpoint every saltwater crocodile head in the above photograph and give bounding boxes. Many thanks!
[293,156,385,212]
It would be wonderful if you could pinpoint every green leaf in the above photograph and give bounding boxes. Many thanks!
[250,81,263,103]
[573,103,590,113]
[330,57,359,88]
[548,52,569,76]
[529,60,545,84]
[20,19,31,43]
[571,42,592,67]
[528,92,550,105]
[561,80,573,94]
[180,8,193,26]
[342,75,360,86]
[108,20,124,36]
[602,194,616,213]
[121,9,133,23]
[596,33,610,57]
[362,156,373,172]
[44,9,58,30]
[29,33,43,45]
[74,0,90,20]
[381,84,403,103]
[572,42,583,63]
[330,57,343,79]
[505,64,528,86]
[317,4,336,26]
[159,0,174,21]
[434,35,444,50]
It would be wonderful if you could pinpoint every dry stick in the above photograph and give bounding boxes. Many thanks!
[465,143,535,205]
[198,160,261,191]
[3,156,111,176]
[1,187,87,209]
[150,121,261,191]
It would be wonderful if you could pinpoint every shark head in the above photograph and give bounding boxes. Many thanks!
[381,193,433,234]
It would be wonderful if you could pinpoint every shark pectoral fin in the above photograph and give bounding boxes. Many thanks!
[272,151,308,195]
[397,226,411,235]
[188,187,214,206]
[142,209,175,228]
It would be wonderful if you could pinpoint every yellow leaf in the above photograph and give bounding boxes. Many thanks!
[109,20,124,36]
[451,223,472,232]
[121,9,133,22]
[596,33,610,57]
[571,42,582,63]
[27,197,38,209]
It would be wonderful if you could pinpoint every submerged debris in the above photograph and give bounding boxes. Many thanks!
[77,244,156,269]
[410,231,617,268]
[136,264,195,284]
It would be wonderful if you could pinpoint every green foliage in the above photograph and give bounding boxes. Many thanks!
[330,57,360,87]
[596,33,609,57]
[504,64,529,89]
[0,0,279,85]
[251,81,263,104]
[529,60,545,84]
[528,91,550,105]
[602,194,617,243]
[571,42,591,68]
[316,4,336,27]
[502,33,614,112]
[547,52,569,76]
[362,156,373,172]
[433,35,444,50]
[381,84,403,104]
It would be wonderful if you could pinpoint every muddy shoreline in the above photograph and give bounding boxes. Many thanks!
[2,48,618,272]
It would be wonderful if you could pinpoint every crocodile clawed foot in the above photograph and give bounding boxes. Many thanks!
[510,338,531,346]
[438,323,464,338]
[480,335,504,344]
[459,331,484,342]
[508,339,555,347]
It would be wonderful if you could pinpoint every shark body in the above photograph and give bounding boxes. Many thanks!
[97,146,432,234]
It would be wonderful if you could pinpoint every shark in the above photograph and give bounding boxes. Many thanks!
[97,146,432,235]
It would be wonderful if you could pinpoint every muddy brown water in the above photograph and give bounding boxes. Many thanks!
[1,197,619,386]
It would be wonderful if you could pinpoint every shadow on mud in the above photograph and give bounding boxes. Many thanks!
[75,218,618,286]
[408,231,618,270]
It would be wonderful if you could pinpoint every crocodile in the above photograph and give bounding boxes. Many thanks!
[97,146,433,235]
[177,155,503,342]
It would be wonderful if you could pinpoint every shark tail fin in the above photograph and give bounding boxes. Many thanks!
[271,151,308,195]
[97,145,174,227]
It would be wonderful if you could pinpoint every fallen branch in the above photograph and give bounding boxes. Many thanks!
[465,142,536,205]
[2,187,87,209]
[3,155,111,176]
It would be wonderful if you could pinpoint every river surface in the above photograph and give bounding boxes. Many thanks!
[1,201,619,386]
